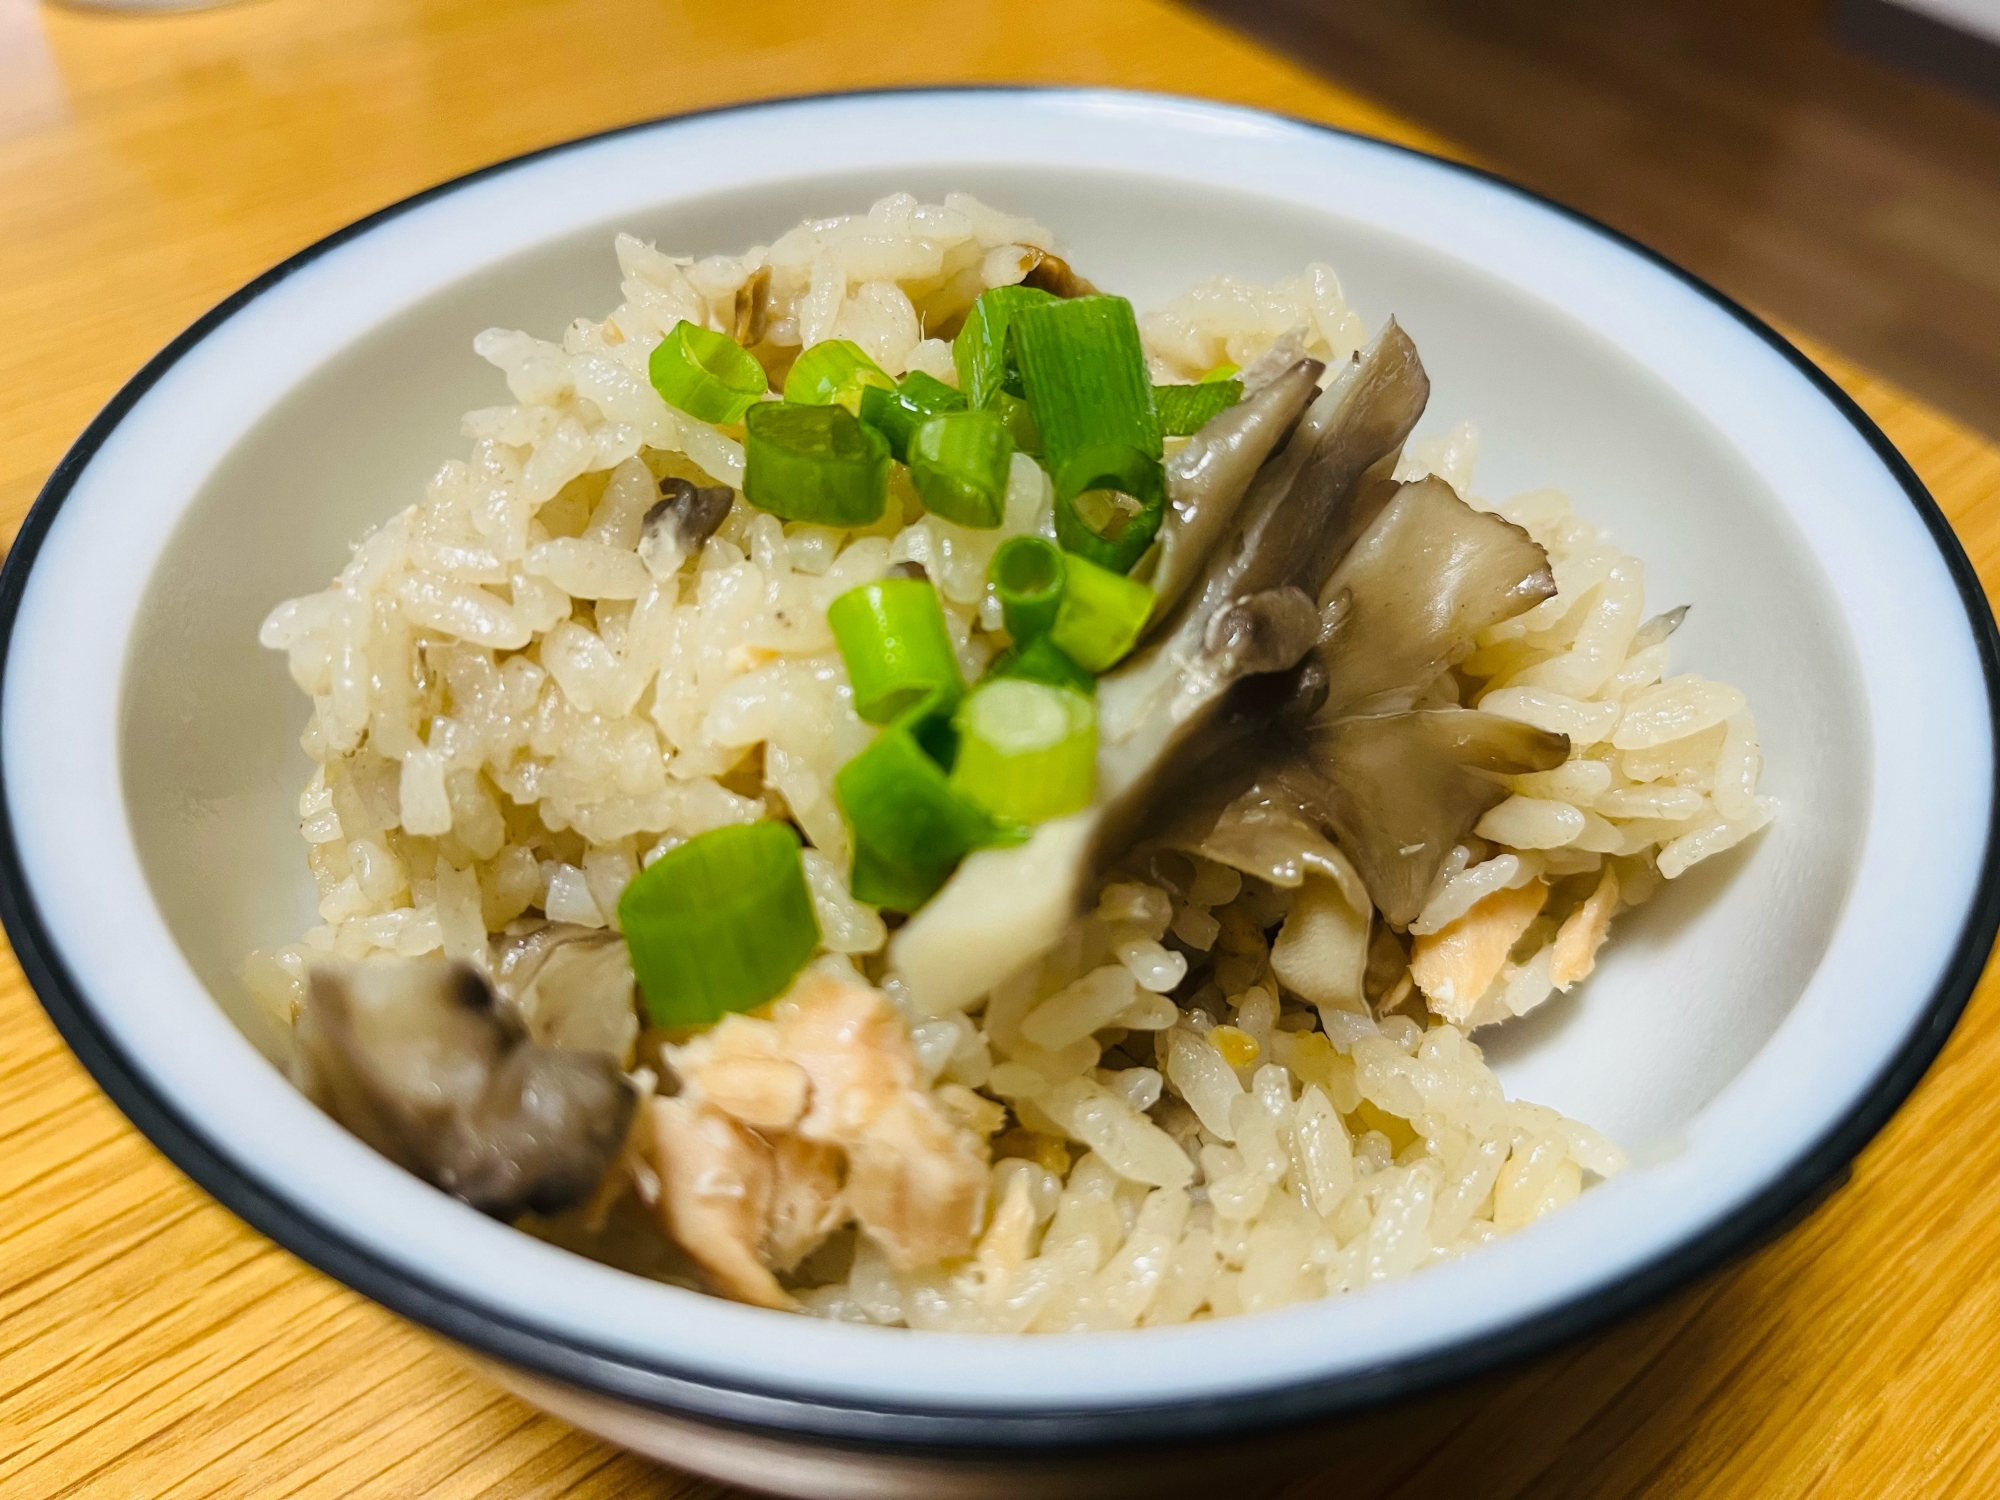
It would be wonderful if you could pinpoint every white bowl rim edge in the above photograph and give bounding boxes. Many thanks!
[1,86,1996,1453]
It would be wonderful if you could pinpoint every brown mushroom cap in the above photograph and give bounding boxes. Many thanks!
[1294,709,1569,926]
[1313,475,1556,715]
[1163,479,1570,925]
[294,960,635,1220]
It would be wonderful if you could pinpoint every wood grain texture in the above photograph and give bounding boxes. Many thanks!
[1185,0,2000,443]
[1,2,1997,1496]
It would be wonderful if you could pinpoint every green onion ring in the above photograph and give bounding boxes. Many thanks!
[1011,294,1164,518]
[989,535,1066,643]
[648,320,769,425]
[952,285,1055,408]
[783,338,896,414]
[742,401,890,526]
[1153,379,1245,437]
[836,708,1007,912]
[948,678,1097,826]
[991,391,1043,457]
[981,633,1098,699]
[907,410,1015,529]
[859,371,968,463]
[1053,483,1165,575]
[1051,548,1155,672]
[618,822,819,1028]
[827,577,965,724]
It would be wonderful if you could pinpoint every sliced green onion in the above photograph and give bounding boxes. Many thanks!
[1054,485,1165,575]
[618,821,819,1028]
[743,402,889,525]
[949,679,1096,825]
[1051,549,1154,672]
[1153,379,1244,436]
[908,411,1014,529]
[1011,295,1164,510]
[783,339,896,414]
[648,320,768,425]
[983,633,1097,698]
[989,535,1065,643]
[991,391,1043,457]
[827,577,964,724]
[899,369,966,408]
[1201,362,1241,383]
[859,371,967,462]
[836,715,1004,912]
[953,285,1055,408]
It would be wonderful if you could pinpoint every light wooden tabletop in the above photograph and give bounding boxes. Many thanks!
[4,1,2000,1496]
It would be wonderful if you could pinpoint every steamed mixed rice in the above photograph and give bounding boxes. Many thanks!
[247,193,1772,1331]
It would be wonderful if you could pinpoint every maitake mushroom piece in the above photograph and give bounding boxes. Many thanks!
[1290,710,1569,927]
[646,968,991,1308]
[1312,475,1557,715]
[488,918,640,1059]
[889,317,1574,1009]
[1186,474,1570,926]
[891,323,1426,1007]
[636,476,734,578]
[293,961,636,1220]
[1020,250,1099,299]
[1138,356,1327,628]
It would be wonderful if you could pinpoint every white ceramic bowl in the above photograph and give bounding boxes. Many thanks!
[3,90,1994,1498]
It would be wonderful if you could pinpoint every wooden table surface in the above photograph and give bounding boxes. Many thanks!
[3,2,1999,1496]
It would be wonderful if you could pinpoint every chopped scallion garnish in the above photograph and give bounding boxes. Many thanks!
[949,679,1096,825]
[836,712,1006,912]
[953,285,1055,408]
[991,391,1043,457]
[859,371,968,462]
[783,339,896,414]
[827,577,964,724]
[1054,485,1165,575]
[1051,548,1154,672]
[742,402,890,526]
[1200,362,1241,383]
[648,320,769,425]
[618,821,819,1028]
[989,535,1065,643]
[1011,295,1164,517]
[908,410,1014,529]
[1153,379,1245,436]
[982,633,1097,698]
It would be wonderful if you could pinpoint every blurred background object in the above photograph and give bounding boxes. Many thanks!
[1836,0,2000,100]
[1189,0,2000,438]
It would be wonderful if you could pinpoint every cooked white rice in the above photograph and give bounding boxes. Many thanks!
[247,193,1770,1330]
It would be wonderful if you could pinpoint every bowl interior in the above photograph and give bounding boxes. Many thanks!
[122,163,1867,1152]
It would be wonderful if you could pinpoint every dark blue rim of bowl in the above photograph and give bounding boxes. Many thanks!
[0,87,1994,1459]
